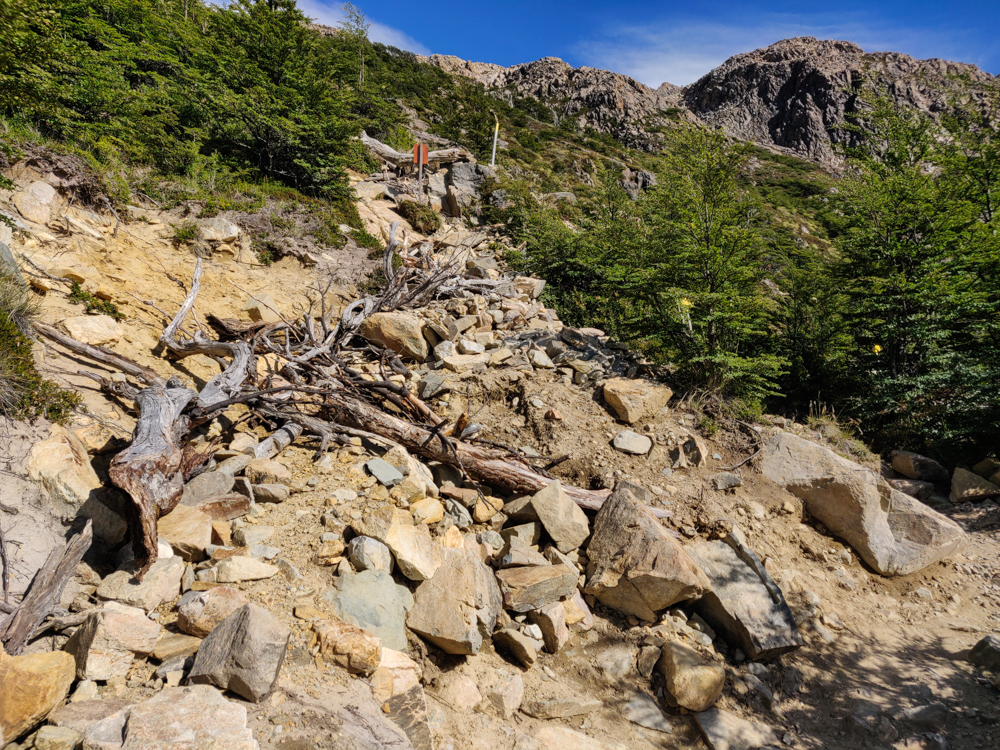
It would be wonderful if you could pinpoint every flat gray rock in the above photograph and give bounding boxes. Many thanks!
[365,458,404,487]
[322,569,413,650]
[623,693,672,733]
[687,535,802,662]
[612,430,652,455]
[180,471,235,506]
[696,707,777,750]
[347,536,394,573]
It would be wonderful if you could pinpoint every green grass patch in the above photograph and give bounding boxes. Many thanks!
[68,282,125,321]
[396,200,441,234]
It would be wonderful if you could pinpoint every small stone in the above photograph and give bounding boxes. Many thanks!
[493,628,538,667]
[245,458,292,485]
[32,724,82,750]
[231,525,274,548]
[252,483,290,503]
[188,604,291,702]
[529,350,555,369]
[177,586,250,637]
[968,634,1000,671]
[530,480,590,553]
[711,472,742,491]
[157,505,213,562]
[69,679,98,703]
[410,497,445,524]
[603,378,673,424]
[180,471,236,507]
[151,632,202,662]
[67,603,160,681]
[352,507,442,581]
[457,339,485,354]
[658,640,725,711]
[311,618,382,675]
[215,556,280,582]
[487,669,524,718]
[623,693,672,733]
[242,293,281,323]
[347,536,394,574]
[496,564,578,612]
[612,430,653,455]
[563,590,595,630]
[433,673,482,711]
[366,458,405,487]
[529,602,570,653]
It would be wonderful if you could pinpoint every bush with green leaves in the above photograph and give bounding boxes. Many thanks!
[396,199,441,234]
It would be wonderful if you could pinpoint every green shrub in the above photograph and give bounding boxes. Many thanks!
[171,222,199,244]
[396,200,441,234]
[0,271,80,421]
[68,282,125,321]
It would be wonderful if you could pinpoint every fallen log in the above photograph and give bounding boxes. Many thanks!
[0,520,92,655]
[360,131,474,169]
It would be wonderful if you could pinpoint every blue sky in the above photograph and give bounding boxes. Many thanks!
[297,0,1000,87]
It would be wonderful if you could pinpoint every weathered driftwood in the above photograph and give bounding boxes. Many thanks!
[0,520,92,655]
[360,131,474,169]
[35,322,165,386]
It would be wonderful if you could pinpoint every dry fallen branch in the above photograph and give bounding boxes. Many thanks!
[360,131,474,169]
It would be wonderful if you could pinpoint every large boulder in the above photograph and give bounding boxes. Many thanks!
[602,378,673,424]
[760,432,965,576]
[406,546,501,655]
[12,180,58,224]
[27,425,101,513]
[0,650,75,743]
[891,450,949,485]
[686,534,802,662]
[584,482,710,621]
[359,312,429,361]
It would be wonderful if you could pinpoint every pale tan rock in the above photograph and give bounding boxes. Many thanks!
[950,467,1000,502]
[530,480,590,552]
[658,640,724,711]
[245,458,292,485]
[27,424,101,512]
[439,526,465,549]
[61,314,123,346]
[695,707,777,750]
[532,725,626,750]
[96,556,185,613]
[584,482,710,620]
[603,377,673,424]
[353,507,442,581]
[563,590,595,630]
[433,673,482,711]
[472,495,502,523]
[0,650,75,742]
[487,669,523,718]
[151,633,202,662]
[69,604,160,680]
[410,497,445,524]
[496,564,578,612]
[761,432,965,576]
[215,555,279,582]
[360,312,429,360]
[529,601,570,653]
[442,353,488,372]
[32,725,81,750]
[311,618,382,675]
[242,293,281,323]
[177,586,249,638]
[13,180,57,223]
[157,504,212,561]
[406,547,501,655]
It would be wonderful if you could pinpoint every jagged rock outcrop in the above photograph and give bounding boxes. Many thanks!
[421,37,997,163]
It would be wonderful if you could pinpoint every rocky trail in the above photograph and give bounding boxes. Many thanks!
[1,147,1000,750]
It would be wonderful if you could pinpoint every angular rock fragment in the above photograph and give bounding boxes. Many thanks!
[347,536,394,573]
[623,693,672,733]
[887,478,935,502]
[47,698,132,735]
[360,312,429,360]
[531,726,626,750]
[564,590,595,630]
[69,604,161,680]
[322,569,414,651]
[950,467,1000,502]
[493,628,539,668]
[0,651,75,742]
[189,603,291,702]
[612,430,652,455]
[686,535,802,662]
[406,547,501,655]
[521,697,602,719]
[529,480,590,553]
[245,458,291,485]
[177,586,249,638]
[695,707,777,750]
[529,602,570,653]
[311,618,382,675]
[891,450,949,484]
[658,640,724,711]
[487,669,524,717]
[151,633,202,662]
[157,504,212,561]
[584,482,710,621]
[761,432,965,576]
[353,507,441,580]
[180,471,235,507]
[32,725,81,750]
[96,556,185,613]
[432,673,482,710]
[602,378,672,424]
[215,555,279,582]
[496,564,578,613]
[83,684,256,750]
[26,424,101,513]
[186,493,250,521]
[968,634,1000,672]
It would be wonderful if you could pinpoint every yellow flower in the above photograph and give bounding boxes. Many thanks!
[680,298,692,308]
[873,344,882,354]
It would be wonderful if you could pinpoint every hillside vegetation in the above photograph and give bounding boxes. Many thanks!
[2,0,998,463]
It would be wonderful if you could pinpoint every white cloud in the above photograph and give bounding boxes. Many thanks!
[572,16,977,88]
[296,0,430,55]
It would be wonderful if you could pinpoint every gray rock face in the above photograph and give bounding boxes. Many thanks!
[188,604,290,703]
[891,450,950,484]
[322,569,414,650]
[69,604,161,681]
[760,431,965,576]
[365,458,404,487]
[180,471,235,507]
[687,535,802,662]
[347,535,394,573]
[622,693,672,734]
